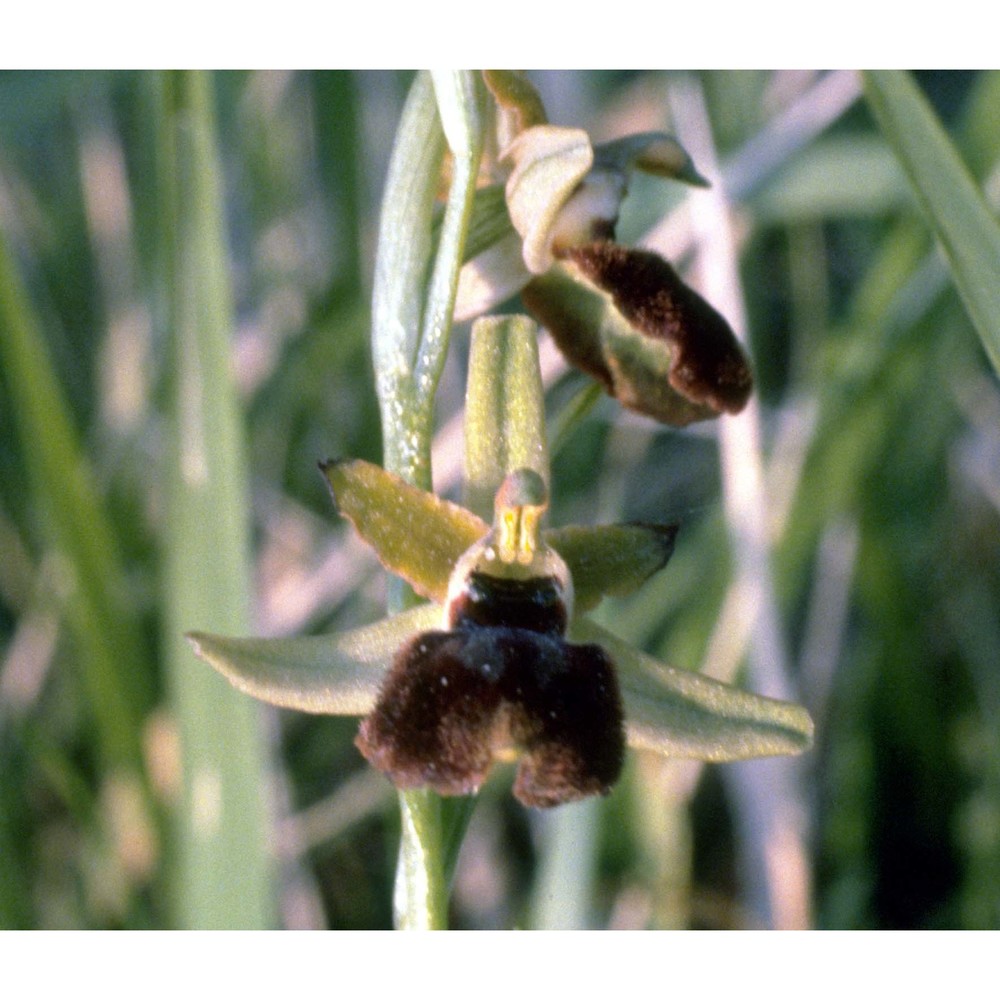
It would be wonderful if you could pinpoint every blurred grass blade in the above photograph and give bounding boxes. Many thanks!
[531,798,599,929]
[159,71,273,929]
[464,314,549,519]
[0,735,32,927]
[863,70,1000,376]
[0,230,148,778]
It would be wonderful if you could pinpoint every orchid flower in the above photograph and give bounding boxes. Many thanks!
[456,71,753,427]
[189,317,812,809]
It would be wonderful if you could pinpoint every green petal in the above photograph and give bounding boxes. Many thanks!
[546,523,677,612]
[594,132,709,187]
[320,459,487,602]
[187,603,441,715]
[572,620,814,760]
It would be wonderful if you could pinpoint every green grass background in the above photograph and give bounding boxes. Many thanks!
[1,70,999,929]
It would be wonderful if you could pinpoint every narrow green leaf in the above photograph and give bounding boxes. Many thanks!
[370,71,446,486]
[574,620,814,760]
[0,227,147,778]
[159,71,273,929]
[371,71,444,379]
[863,70,1000,376]
[413,73,486,413]
[188,603,441,715]
[464,314,549,519]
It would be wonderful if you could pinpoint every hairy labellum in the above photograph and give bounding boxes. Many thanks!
[355,596,623,808]
[355,470,626,808]
[523,241,754,425]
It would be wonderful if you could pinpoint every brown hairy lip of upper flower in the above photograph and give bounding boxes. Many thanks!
[523,241,754,425]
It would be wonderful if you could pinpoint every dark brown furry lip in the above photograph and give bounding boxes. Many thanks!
[523,240,753,424]
[356,561,624,808]
[447,571,568,634]
[355,621,624,809]
[566,242,753,415]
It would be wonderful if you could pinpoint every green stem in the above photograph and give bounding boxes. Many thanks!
[393,790,447,930]
[370,71,485,930]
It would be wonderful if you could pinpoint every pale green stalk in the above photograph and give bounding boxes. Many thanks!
[159,71,274,929]
[370,71,485,930]
[530,798,599,929]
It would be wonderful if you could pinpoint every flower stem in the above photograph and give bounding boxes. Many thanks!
[393,790,448,929]
[370,70,485,930]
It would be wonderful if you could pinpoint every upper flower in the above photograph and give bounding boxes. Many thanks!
[455,70,753,427]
